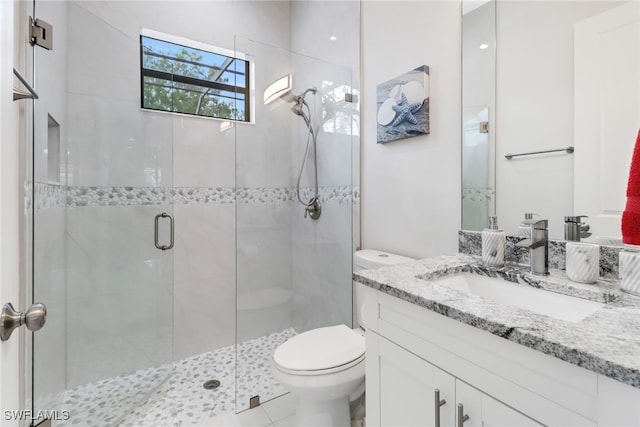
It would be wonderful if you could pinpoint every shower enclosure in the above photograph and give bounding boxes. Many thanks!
[235,38,356,411]
[20,1,358,426]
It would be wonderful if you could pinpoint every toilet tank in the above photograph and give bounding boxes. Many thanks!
[354,249,415,271]
[353,250,415,329]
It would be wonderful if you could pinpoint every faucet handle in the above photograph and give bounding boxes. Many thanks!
[564,215,588,223]
[522,218,548,229]
[531,219,548,230]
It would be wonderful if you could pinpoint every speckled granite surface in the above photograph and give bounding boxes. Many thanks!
[459,230,622,280]
[353,253,640,389]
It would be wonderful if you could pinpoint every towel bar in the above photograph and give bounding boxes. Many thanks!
[505,146,573,160]
[13,67,39,101]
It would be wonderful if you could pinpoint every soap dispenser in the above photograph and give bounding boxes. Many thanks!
[482,215,505,267]
[518,213,538,238]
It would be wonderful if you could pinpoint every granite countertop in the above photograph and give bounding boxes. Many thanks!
[353,253,640,389]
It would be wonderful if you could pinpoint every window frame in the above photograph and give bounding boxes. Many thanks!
[139,28,254,123]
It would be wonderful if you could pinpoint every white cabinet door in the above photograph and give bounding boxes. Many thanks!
[456,380,543,427]
[372,333,456,427]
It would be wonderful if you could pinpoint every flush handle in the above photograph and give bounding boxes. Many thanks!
[1,302,47,342]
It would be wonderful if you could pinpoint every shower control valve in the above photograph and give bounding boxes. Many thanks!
[304,198,322,220]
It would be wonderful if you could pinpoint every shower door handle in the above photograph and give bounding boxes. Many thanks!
[154,212,174,251]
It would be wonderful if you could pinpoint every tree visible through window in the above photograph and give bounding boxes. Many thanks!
[140,33,250,122]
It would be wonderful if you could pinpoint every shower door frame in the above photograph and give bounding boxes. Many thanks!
[1,0,25,425]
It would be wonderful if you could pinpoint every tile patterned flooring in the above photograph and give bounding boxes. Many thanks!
[46,328,296,426]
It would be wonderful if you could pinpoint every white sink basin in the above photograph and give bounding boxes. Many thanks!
[432,273,603,322]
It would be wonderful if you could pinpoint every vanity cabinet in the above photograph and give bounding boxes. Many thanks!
[371,333,542,427]
[361,285,640,427]
[456,380,542,427]
[375,334,455,426]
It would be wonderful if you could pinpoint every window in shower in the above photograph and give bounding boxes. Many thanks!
[140,29,252,122]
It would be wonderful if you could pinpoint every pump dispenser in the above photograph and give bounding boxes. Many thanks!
[519,213,538,238]
[482,215,506,267]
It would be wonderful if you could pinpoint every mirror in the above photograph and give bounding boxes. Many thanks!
[462,0,639,241]
[462,0,496,232]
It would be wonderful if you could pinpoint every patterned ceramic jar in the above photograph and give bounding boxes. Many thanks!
[620,249,640,296]
[566,242,599,284]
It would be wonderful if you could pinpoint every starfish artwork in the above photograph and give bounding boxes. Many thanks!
[390,93,424,127]
[376,65,430,143]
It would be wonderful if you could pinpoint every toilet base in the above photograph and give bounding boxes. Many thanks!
[295,396,350,427]
[272,357,365,427]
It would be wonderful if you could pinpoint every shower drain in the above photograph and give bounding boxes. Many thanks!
[203,379,221,390]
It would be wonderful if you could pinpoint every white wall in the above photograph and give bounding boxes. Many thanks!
[495,1,623,239]
[361,0,462,259]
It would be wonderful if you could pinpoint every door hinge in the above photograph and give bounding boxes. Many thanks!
[30,17,53,50]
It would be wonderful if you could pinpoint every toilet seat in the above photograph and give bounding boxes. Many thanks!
[273,324,365,376]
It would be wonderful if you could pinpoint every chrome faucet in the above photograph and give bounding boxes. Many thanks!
[564,215,591,242]
[515,219,549,275]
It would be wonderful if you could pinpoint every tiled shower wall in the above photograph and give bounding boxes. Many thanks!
[289,0,361,334]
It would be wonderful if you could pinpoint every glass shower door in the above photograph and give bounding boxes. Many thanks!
[28,2,175,426]
[234,38,355,412]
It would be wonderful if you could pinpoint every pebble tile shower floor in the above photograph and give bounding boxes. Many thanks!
[47,328,296,426]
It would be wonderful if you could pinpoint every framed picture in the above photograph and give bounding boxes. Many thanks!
[376,65,430,144]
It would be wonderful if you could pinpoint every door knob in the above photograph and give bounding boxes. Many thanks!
[1,302,47,341]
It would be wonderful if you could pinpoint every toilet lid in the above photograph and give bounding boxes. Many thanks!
[273,325,365,372]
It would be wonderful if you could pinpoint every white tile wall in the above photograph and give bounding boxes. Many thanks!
[173,116,235,189]
[291,202,353,333]
[173,203,236,360]
[236,202,293,342]
[66,205,173,387]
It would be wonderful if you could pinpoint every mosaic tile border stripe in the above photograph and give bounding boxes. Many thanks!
[462,187,495,203]
[61,185,359,207]
[28,183,360,212]
[26,182,67,214]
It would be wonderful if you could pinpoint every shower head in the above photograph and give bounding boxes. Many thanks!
[281,87,317,108]
[288,87,317,117]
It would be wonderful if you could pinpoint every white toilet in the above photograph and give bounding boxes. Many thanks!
[272,250,415,427]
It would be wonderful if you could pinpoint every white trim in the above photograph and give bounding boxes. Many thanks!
[1,0,22,425]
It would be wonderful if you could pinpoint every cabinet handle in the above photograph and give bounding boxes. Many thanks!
[434,389,446,427]
[457,403,470,427]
